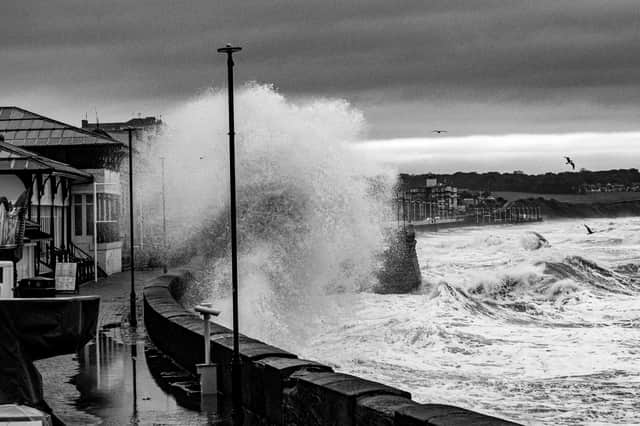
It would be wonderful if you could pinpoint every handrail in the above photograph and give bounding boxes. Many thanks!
[68,242,92,260]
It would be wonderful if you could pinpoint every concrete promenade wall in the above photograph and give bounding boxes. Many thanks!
[144,271,521,425]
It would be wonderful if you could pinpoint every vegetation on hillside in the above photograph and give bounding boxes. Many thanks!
[401,169,640,194]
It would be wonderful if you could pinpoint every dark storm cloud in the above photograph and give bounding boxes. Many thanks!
[1,1,639,135]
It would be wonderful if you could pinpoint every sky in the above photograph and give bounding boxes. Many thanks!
[2,1,640,173]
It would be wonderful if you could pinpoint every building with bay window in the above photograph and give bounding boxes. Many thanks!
[0,106,126,280]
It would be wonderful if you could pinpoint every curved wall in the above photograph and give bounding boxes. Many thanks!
[144,271,520,425]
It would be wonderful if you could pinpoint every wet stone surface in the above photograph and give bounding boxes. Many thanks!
[35,325,226,425]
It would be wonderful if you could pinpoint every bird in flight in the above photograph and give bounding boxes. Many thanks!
[564,156,575,170]
[584,224,594,234]
[432,130,447,134]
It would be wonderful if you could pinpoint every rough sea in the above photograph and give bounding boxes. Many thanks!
[295,218,640,425]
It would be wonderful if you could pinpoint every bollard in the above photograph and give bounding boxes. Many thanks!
[195,303,221,396]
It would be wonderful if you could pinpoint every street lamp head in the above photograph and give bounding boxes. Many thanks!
[217,44,242,54]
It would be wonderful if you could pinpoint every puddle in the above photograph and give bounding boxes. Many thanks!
[36,325,228,425]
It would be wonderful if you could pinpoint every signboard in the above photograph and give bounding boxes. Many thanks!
[55,262,77,293]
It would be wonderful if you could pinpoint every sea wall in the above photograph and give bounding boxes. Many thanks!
[144,271,520,425]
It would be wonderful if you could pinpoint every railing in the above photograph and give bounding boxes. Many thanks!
[395,199,543,226]
[38,242,101,284]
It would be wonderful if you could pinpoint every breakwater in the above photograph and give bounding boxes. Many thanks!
[375,226,422,294]
[143,271,520,425]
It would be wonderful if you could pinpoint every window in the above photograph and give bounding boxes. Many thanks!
[86,194,94,236]
[74,195,83,236]
[73,193,120,241]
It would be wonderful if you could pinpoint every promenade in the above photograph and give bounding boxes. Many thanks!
[79,268,162,329]
[35,267,212,425]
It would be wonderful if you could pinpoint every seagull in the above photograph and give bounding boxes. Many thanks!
[432,130,448,134]
[564,156,575,170]
[584,224,594,234]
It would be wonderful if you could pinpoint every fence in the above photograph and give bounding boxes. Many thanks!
[395,199,542,226]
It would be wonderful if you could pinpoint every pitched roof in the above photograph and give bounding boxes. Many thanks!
[0,138,92,181]
[0,106,123,147]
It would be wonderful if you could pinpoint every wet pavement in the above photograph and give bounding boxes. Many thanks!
[33,269,224,425]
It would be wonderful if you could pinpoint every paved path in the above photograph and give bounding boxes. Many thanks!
[79,268,163,329]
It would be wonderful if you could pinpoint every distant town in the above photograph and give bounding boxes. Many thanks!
[397,169,640,226]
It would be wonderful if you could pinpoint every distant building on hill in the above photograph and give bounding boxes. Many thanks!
[399,173,458,212]
[81,115,163,144]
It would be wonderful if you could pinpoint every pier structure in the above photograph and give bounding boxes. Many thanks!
[396,198,542,229]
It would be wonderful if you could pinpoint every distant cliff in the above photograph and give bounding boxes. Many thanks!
[510,198,640,218]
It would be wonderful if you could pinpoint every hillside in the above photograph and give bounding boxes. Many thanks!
[511,197,640,219]
[401,169,640,194]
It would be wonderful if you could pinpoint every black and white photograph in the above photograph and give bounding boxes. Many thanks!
[1,1,639,425]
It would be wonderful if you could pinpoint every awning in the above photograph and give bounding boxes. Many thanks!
[24,228,51,242]
[0,139,92,183]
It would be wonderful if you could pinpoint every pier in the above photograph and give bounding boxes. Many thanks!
[397,199,542,230]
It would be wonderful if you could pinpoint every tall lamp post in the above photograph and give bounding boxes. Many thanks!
[160,157,167,274]
[217,43,243,425]
[127,127,137,328]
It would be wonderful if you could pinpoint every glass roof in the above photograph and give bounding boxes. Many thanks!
[0,107,122,147]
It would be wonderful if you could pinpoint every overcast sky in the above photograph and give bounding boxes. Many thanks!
[2,1,639,172]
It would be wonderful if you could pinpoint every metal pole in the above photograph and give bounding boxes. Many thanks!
[161,157,168,274]
[128,128,137,328]
[203,312,211,364]
[93,182,98,282]
[218,44,243,425]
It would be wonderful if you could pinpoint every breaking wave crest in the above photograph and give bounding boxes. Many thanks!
[422,253,640,325]
[143,83,398,348]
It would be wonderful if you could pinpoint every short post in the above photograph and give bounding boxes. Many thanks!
[195,303,221,395]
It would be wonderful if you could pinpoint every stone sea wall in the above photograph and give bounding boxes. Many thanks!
[143,271,520,425]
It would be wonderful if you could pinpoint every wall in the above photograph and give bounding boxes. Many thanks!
[97,241,122,275]
[375,226,421,294]
[144,272,521,425]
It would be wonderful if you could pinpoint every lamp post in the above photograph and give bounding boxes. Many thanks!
[160,157,167,274]
[217,43,242,425]
[128,127,137,328]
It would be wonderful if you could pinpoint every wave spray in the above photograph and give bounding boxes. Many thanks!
[138,83,395,349]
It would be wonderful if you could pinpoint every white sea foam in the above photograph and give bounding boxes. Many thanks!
[138,84,396,347]
[138,85,640,425]
[300,218,640,425]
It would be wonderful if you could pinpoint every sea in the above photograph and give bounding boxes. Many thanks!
[141,84,639,425]
[293,217,640,425]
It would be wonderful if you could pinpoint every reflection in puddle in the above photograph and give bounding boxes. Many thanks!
[37,326,218,425]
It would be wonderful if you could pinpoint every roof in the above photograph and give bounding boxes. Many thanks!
[0,107,123,147]
[82,116,162,132]
[0,138,92,181]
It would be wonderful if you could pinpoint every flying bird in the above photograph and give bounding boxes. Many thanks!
[584,224,594,234]
[564,156,575,170]
[432,130,448,134]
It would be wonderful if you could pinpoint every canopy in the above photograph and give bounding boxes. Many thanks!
[0,139,92,182]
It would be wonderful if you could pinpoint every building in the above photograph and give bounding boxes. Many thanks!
[81,115,163,144]
[398,173,459,221]
[430,184,458,211]
[0,106,126,279]
[0,136,94,288]
[82,115,164,262]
